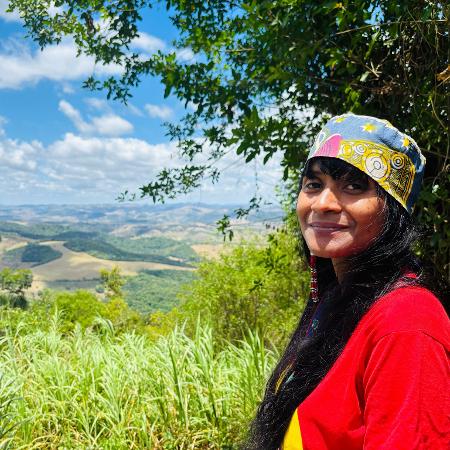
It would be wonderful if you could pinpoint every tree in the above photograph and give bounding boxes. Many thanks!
[45,290,107,333]
[173,227,309,346]
[28,289,145,334]
[7,0,450,280]
[0,268,33,308]
[98,266,145,332]
[99,266,125,299]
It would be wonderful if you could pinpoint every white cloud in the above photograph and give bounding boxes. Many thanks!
[0,115,7,137]
[144,104,173,120]
[49,133,175,166]
[0,116,40,173]
[0,114,282,204]
[59,100,133,136]
[42,132,281,203]
[176,48,195,62]
[129,32,195,64]
[132,32,166,54]
[91,114,134,136]
[126,103,144,117]
[0,0,21,22]
[44,133,179,194]
[0,38,122,90]
[0,137,40,172]
[84,98,109,111]
[0,123,181,203]
[60,83,75,95]
[59,100,92,134]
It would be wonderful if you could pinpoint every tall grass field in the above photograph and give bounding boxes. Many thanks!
[0,310,277,449]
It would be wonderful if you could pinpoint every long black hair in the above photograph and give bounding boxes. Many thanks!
[244,157,448,450]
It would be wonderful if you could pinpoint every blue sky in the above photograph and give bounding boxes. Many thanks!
[0,1,282,206]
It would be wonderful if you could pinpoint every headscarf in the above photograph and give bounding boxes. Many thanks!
[307,113,426,212]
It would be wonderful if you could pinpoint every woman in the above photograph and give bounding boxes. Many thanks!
[246,114,449,449]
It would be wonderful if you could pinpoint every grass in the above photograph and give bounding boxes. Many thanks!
[0,310,276,449]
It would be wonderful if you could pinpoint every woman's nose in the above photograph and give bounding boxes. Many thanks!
[311,188,342,213]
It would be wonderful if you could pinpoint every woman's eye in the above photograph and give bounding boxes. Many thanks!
[345,183,364,191]
[304,181,321,190]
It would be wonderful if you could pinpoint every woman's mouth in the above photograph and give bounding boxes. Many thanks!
[308,222,349,232]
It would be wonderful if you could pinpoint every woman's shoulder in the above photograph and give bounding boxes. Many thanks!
[359,285,449,347]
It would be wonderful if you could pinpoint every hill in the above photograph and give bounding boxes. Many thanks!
[0,203,282,313]
[63,237,197,267]
[0,202,282,240]
[1,243,62,268]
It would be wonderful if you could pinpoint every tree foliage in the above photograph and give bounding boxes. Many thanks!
[123,269,196,314]
[170,228,310,347]
[0,268,33,307]
[100,266,125,299]
[26,289,144,334]
[7,0,450,279]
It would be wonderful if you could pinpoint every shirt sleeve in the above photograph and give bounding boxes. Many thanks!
[362,330,449,450]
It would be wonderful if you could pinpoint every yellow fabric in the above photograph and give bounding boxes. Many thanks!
[281,408,303,450]
[337,139,415,209]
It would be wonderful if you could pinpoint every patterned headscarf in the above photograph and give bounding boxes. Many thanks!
[307,113,426,212]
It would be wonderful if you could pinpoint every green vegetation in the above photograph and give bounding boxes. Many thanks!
[176,230,309,346]
[64,238,194,267]
[2,243,62,268]
[0,221,99,242]
[0,221,67,239]
[8,0,449,280]
[21,243,62,265]
[29,289,143,334]
[0,225,308,447]
[52,230,98,240]
[100,266,126,299]
[0,268,33,308]
[124,270,197,314]
[105,236,198,262]
[0,312,274,449]
[46,279,99,292]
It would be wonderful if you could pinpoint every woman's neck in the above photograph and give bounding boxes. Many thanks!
[331,258,347,283]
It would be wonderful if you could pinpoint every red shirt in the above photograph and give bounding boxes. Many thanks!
[282,286,450,450]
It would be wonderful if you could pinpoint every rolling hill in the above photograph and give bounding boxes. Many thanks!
[0,203,282,313]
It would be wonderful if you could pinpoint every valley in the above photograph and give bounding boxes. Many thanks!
[0,202,282,313]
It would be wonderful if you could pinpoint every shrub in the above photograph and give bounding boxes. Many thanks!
[173,228,309,348]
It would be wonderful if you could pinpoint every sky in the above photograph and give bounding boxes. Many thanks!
[0,1,283,206]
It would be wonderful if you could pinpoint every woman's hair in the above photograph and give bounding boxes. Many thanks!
[244,157,446,450]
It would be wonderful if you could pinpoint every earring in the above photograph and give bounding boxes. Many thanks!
[310,254,319,303]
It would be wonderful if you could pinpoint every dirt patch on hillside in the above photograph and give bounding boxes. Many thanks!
[31,241,193,291]
[191,244,224,260]
[0,236,29,253]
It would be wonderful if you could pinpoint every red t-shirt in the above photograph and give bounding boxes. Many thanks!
[282,286,449,450]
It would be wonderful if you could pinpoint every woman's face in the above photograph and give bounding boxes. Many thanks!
[296,161,386,261]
